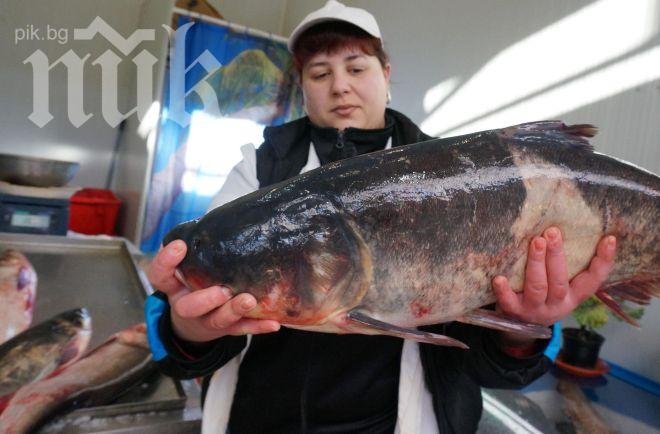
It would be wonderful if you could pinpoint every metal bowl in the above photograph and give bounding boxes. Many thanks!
[0,153,80,187]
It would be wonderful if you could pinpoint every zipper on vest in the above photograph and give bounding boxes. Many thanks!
[336,130,345,149]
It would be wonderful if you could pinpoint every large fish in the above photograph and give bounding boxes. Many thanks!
[0,308,91,411]
[0,323,154,434]
[164,121,659,348]
[0,250,37,344]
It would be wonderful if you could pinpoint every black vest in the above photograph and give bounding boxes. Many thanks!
[255,108,432,188]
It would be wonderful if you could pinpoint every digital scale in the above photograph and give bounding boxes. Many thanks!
[0,181,79,235]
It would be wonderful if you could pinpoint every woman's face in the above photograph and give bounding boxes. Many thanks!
[300,47,390,131]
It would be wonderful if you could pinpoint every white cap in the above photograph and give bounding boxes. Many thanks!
[287,0,382,52]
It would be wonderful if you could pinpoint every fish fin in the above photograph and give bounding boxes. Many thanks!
[601,276,660,303]
[58,343,80,366]
[594,290,639,327]
[500,121,595,152]
[595,276,660,327]
[346,310,469,349]
[564,123,598,139]
[45,365,67,380]
[457,308,552,339]
[0,393,13,413]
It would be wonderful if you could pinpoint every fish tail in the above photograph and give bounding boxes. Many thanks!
[595,276,660,326]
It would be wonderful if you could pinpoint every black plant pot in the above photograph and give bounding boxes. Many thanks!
[561,327,605,368]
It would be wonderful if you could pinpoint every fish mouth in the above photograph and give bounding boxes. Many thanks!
[175,268,214,291]
[174,269,191,289]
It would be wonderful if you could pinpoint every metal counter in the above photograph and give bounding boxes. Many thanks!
[0,233,199,433]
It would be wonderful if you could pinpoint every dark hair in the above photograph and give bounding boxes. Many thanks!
[292,21,389,76]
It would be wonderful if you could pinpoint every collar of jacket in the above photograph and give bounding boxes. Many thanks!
[310,113,394,164]
[262,108,431,160]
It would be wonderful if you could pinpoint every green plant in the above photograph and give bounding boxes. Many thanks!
[572,296,645,331]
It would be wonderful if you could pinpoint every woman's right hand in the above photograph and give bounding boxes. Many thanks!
[147,240,281,343]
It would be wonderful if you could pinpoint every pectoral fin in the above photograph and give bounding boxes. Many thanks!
[595,276,660,327]
[457,308,551,339]
[346,310,469,349]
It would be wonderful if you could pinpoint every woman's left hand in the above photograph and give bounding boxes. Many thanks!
[493,227,616,328]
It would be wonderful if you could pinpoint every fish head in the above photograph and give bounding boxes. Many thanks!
[164,194,372,326]
[50,308,92,368]
[53,307,92,334]
[0,250,37,343]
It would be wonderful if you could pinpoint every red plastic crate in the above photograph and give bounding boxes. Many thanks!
[69,188,121,235]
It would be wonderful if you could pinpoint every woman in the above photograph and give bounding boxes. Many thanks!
[146,1,616,433]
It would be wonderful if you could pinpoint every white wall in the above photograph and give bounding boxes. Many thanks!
[0,0,173,241]
[210,0,289,35]
[0,0,148,186]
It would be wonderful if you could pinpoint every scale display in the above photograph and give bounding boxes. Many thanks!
[0,194,69,235]
[10,211,51,229]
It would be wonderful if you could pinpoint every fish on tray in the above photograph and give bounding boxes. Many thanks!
[0,250,37,345]
[164,121,659,348]
[0,308,91,412]
[0,323,154,434]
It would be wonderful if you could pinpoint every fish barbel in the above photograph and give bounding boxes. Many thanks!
[0,323,153,434]
[165,121,659,348]
[0,250,37,344]
[0,308,91,411]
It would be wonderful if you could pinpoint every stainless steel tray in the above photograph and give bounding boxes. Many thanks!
[0,233,188,432]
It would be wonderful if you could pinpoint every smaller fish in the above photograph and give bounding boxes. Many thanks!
[0,308,91,412]
[0,323,154,434]
[557,379,619,434]
[0,250,37,344]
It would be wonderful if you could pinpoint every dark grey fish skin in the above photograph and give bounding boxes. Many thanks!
[164,121,659,341]
[0,308,91,406]
[0,324,153,434]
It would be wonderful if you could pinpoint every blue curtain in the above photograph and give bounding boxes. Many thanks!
[141,16,303,253]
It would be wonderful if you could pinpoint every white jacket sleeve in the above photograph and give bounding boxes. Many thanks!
[207,143,260,212]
